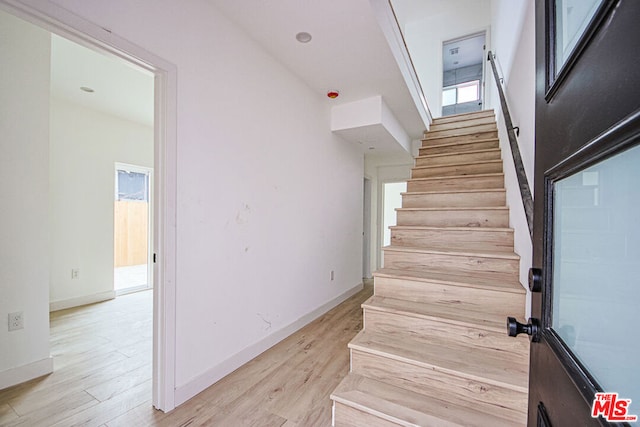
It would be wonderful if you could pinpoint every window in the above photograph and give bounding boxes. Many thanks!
[442,80,480,106]
[554,0,603,74]
[117,170,149,201]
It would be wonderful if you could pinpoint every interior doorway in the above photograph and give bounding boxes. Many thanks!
[0,0,176,410]
[380,181,407,268]
[362,177,372,279]
[114,164,154,295]
[442,32,486,116]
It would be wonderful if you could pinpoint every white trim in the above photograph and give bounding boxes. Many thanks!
[0,357,53,390]
[0,0,178,411]
[49,291,116,312]
[174,282,364,406]
[369,0,432,129]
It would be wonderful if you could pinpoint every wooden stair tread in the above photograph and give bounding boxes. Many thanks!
[401,188,505,196]
[349,330,528,392]
[409,172,503,182]
[424,130,497,141]
[362,295,510,333]
[384,244,519,260]
[420,137,498,147]
[373,267,524,294]
[430,110,495,124]
[365,296,503,336]
[416,148,500,159]
[412,159,502,170]
[396,206,508,212]
[389,226,513,233]
[331,374,516,427]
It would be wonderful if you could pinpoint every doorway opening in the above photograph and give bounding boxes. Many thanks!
[114,164,154,295]
[362,177,372,279]
[442,32,486,116]
[0,0,177,411]
[380,181,407,268]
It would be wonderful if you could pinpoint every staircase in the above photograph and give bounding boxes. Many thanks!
[331,110,529,426]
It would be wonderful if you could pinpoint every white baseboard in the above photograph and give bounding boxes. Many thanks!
[174,282,364,406]
[49,290,116,312]
[0,356,53,390]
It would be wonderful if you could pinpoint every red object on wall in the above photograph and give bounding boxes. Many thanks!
[327,90,339,99]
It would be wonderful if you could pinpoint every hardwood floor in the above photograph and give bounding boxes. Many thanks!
[0,283,372,426]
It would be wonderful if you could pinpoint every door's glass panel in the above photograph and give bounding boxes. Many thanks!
[552,144,640,412]
[555,0,603,72]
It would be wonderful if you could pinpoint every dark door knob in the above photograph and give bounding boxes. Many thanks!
[529,268,542,292]
[507,317,540,342]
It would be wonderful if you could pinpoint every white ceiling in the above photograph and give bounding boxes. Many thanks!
[210,0,426,139]
[49,0,427,140]
[50,34,154,127]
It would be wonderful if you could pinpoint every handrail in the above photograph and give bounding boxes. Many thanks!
[487,51,534,238]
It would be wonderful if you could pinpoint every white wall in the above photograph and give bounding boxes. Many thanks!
[364,151,413,272]
[49,97,153,310]
[490,0,536,317]
[9,0,365,403]
[396,0,491,118]
[0,10,53,388]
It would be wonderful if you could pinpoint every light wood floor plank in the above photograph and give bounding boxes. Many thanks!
[2,284,372,426]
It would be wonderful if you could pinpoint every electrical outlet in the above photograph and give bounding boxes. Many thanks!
[330,270,335,281]
[8,312,23,331]
[71,268,80,279]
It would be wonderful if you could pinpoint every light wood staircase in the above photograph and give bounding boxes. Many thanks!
[331,110,529,426]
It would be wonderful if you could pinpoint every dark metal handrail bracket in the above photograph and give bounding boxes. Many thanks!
[487,51,534,238]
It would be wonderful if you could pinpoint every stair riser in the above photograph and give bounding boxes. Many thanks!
[363,309,528,360]
[402,191,505,208]
[415,151,501,167]
[390,228,514,252]
[407,175,504,192]
[423,131,498,146]
[430,111,495,127]
[419,139,498,155]
[396,209,509,228]
[429,117,497,132]
[412,161,502,178]
[351,350,528,425]
[333,402,397,427]
[383,250,518,281]
[371,277,525,319]
[425,123,497,140]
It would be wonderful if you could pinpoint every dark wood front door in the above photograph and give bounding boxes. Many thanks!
[530,0,640,425]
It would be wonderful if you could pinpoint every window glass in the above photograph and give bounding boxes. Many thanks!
[555,0,603,72]
[442,88,457,106]
[552,144,640,409]
[117,170,149,201]
[457,82,479,103]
